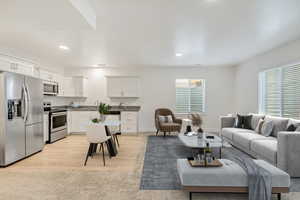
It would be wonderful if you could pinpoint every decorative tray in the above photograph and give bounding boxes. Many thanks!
[187,157,223,167]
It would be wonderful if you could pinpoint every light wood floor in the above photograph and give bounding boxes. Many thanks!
[0,134,298,200]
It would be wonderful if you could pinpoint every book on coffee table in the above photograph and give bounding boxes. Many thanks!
[187,157,223,167]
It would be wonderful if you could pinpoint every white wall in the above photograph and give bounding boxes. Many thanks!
[235,39,300,114]
[64,66,236,132]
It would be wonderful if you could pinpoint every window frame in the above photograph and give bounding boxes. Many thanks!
[258,61,300,118]
[175,79,206,114]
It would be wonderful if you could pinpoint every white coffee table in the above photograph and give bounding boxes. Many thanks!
[178,133,223,158]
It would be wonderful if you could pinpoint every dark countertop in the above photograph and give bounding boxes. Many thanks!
[51,105,141,112]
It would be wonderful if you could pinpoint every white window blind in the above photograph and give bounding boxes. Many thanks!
[259,64,300,119]
[176,79,205,113]
[282,65,300,118]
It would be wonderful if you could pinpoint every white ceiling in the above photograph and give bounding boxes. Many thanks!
[0,0,300,68]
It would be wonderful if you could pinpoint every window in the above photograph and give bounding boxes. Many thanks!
[175,79,205,113]
[259,63,300,119]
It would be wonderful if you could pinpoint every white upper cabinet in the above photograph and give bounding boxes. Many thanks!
[40,69,57,82]
[63,77,75,97]
[73,76,88,97]
[0,55,36,77]
[54,74,65,96]
[63,76,88,97]
[106,76,140,98]
[0,59,11,72]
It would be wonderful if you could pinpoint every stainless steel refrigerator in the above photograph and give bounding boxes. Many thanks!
[0,72,44,166]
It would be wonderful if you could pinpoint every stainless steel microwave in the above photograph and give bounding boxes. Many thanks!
[43,81,59,95]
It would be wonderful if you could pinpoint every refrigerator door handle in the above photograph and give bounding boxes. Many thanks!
[23,84,29,122]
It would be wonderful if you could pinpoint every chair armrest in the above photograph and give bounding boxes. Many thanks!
[174,118,182,125]
[220,116,235,129]
[278,131,300,177]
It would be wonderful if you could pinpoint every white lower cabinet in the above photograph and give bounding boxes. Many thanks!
[121,111,138,133]
[67,111,139,134]
[43,113,49,143]
[68,111,98,133]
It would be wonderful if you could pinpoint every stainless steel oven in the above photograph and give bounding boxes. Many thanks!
[49,110,67,143]
[43,81,59,96]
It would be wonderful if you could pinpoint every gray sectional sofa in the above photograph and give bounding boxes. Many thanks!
[220,114,300,177]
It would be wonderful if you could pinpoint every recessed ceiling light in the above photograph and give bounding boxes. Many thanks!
[176,53,183,57]
[92,64,106,68]
[59,45,70,50]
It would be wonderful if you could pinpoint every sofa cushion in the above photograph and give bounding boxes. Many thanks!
[251,138,278,164]
[250,113,265,130]
[233,131,267,151]
[221,128,252,141]
[264,116,289,137]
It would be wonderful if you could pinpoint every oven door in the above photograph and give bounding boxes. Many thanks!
[51,112,67,132]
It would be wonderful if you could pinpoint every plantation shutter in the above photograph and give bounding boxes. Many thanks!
[260,64,300,119]
[264,68,282,117]
[282,65,300,119]
[175,87,191,113]
[176,79,205,113]
[190,86,203,113]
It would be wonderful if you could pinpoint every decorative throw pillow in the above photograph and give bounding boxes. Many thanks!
[158,115,173,123]
[255,119,264,134]
[243,115,253,130]
[286,124,297,131]
[235,114,244,128]
[235,114,252,129]
[296,126,300,132]
[261,121,274,137]
[249,113,265,130]
[286,122,300,131]
[264,116,289,137]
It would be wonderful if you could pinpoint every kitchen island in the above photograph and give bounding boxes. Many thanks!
[53,106,141,134]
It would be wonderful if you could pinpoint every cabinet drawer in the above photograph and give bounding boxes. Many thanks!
[121,125,137,133]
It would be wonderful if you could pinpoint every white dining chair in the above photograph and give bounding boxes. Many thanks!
[84,123,111,166]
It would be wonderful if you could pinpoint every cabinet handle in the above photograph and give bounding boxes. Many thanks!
[11,63,18,70]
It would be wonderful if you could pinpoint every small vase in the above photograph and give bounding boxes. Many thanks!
[100,114,106,122]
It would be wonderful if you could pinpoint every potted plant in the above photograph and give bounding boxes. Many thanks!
[98,102,110,121]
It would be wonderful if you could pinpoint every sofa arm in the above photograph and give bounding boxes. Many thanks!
[174,118,182,125]
[220,116,235,129]
[278,131,300,177]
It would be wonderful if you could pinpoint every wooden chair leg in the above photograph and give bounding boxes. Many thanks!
[93,144,98,154]
[156,130,159,136]
[106,141,111,159]
[101,143,105,166]
[115,135,120,147]
[84,143,93,166]
[164,132,166,137]
[91,143,96,157]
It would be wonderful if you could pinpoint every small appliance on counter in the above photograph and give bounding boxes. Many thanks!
[43,102,67,143]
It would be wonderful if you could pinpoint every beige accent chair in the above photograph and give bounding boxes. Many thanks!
[84,123,111,166]
[155,108,182,137]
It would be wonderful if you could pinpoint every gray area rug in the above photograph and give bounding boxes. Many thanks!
[140,135,300,191]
